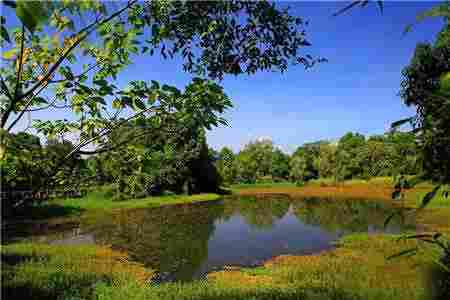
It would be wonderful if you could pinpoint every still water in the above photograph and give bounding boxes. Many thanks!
[4,195,416,282]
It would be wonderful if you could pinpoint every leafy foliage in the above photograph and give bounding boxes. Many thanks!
[400,21,450,183]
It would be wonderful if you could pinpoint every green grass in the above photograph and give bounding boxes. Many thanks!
[3,182,449,300]
[54,191,221,211]
[1,243,153,300]
[410,185,450,208]
[2,233,432,300]
[13,188,222,221]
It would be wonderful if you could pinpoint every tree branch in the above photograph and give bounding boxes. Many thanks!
[6,79,49,131]
[1,25,25,127]
[17,0,137,123]
[65,105,158,159]
[0,74,13,102]
[14,25,25,99]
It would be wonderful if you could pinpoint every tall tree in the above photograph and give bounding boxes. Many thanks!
[217,147,236,185]
[399,21,450,183]
[0,0,320,169]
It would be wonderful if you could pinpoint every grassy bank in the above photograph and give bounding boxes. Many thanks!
[1,234,433,300]
[5,188,222,221]
[3,181,449,300]
[55,190,221,211]
[1,243,153,299]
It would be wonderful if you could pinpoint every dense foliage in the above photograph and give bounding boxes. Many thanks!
[216,131,421,186]
[0,0,320,211]
[0,0,318,165]
[400,20,450,183]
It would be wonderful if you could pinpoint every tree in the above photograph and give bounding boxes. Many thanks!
[399,21,450,183]
[292,141,325,181]
[289,154,310,183]
[0,0,320,177]
[315,142,337,179]
[93,79,230,199]
[217,147,236,185]
[271,148,290,181]
[233,151,259,184]
[234,139,275,182]
[336,132,366,179]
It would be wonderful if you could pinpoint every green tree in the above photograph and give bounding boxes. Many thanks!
[217,147,236,185]
[336,132,366,180]
[399,22,450,183]
[234,139,275,182]
[0,0,319,175]
[289,154,309,183]
[271,148,290,181]
[233,150,259,184]
[314,142,337,179]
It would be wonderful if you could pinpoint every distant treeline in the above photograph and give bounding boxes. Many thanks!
[214,131,421,185]
[0,128,434,212]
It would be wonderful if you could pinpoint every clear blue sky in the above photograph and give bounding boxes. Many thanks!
[7,1,446,154]
[120,1,445,153]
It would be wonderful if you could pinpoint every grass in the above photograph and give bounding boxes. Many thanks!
[2,180,449,300]
[4,187,222,221]
[2,234,431,300]
[55,190,221,211]
[1,243,153,299]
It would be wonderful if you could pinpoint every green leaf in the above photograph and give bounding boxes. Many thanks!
[148,92,158,104]
[391,117,414,130]
[439,72,450,94]
[0,25,10,43]
[387,247,419,260]
[133,98,146,110]
[384,212,398,229]
[419,185,442,209]
[16,1,51,32]
[93,79,108,87]
[112,99,122,109]
[2,48,17,59]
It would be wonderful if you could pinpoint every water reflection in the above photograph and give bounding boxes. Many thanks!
[9,195,416,282]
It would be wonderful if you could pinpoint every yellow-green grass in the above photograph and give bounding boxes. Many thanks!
[55,191,221,210]
[2,233,442,300]
[11,188,222,221]
[3,182,449,300]
[1,243,153,299]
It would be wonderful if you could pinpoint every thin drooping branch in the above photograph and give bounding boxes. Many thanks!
[20,0,137,102]
[14,25,25,100]
[1,25,25,128]
[6,79,50,131]
[6,0,138,132]
[0,74,13,102]
[39,107,164,190]
[45,61,101,84]
[77,123,170,155]
[24,99,72,112]
[64,105,159,159]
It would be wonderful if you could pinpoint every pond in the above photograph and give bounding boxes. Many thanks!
[3,195,417,282]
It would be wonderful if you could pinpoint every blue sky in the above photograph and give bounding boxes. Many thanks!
[121,1,445,153]
[6,1,446,154]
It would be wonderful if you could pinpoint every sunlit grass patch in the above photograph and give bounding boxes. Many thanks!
[205,233,428,300]
[45,190,221,214]
[1,243,154,299]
